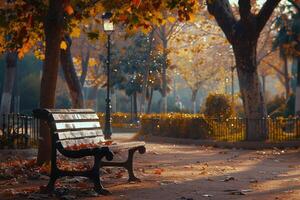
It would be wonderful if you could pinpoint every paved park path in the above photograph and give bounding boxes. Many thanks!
[1,133,300,200]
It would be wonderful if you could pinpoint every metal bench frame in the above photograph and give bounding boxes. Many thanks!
[33,109,146,195]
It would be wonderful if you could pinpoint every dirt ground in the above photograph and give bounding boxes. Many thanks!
[1,138,300,200]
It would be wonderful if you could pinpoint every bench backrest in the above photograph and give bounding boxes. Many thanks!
[33,109,105,149]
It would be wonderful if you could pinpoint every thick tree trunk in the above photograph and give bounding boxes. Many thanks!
[234,42,268,141]
[60,35,84,108]
[283,56,290,100]
[206,0,281,141]
[0,52,18,121]
[295,57,300,116]
[37,0,64,165]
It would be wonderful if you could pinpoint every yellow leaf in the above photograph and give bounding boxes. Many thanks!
[189,14,196,22]
[141,27,150,35]
[70,27,81,38]
[60,41,67,50]
[167,16,176,23]
[88,58,98,67]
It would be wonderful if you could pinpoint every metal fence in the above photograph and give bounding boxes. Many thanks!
[140,117,300,142]
[206,118,300,142]
[0,113,39,149]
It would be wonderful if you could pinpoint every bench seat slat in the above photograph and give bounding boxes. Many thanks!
[56,129,104,140]
[46,109,95,114]
[59,137,104,148]
[59,139,145,152]
[55,121,101,131]
[52,113,99,121]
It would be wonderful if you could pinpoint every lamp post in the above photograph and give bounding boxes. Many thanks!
[102,12,114,139]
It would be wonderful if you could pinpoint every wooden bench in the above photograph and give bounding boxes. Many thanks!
[33,109,146,195]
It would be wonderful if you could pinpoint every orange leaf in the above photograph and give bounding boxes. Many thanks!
[65,5,74,15]
[132,0,141,7]
[154,168,164,175]
[103,140,113,145]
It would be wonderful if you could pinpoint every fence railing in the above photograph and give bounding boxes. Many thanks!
[140,117,300,142]
[0,113,39,149]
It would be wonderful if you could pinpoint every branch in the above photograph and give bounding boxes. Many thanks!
[239,0,252,21]
[206,0,237,43]
[262,60,284,76]
[256,0,281,33]
[257,18,276,55]
[257,50,274,65]
[166,20,179,39]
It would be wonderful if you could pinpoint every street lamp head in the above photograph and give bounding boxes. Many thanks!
[102,12,114,33]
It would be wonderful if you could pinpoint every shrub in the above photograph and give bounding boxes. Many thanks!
[203,94,233,119]
[97,112,140,128]
[139,113,214,139]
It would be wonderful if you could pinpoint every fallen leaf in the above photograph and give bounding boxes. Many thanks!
[154,168,164,175]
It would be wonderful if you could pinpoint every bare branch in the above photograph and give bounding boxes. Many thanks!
[262,60,284,76]
[256,0,281,33]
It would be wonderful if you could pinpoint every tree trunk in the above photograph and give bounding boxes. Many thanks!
[80,44,90,86]
[12,64,20,113]
[261,75,266,100]
[283,56,290,100]
[140,31,154,113]
[60,34,84,108]
[37,0,64,165]
[147,87,153,113]
[205,0,281,141]
[161,25,168,113]
[191,89,198,114]
[86,86,98,110]
[133,92,138,122]
[295,57,300,116]
[0,52,18,121]
[234,42,268,141]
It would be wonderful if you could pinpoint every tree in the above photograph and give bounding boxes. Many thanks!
[60,34,84,108]
[117,33,164,118]
[0,52,18,118]
[2,0,197,164]
[206,0,281,140]
[38,0,65,164]
[273,0,300,115]
[204,93,233,119]
[154,14,187,112]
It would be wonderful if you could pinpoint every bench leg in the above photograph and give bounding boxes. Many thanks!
[44,176,57,193]
[93,152,112,195]
[125,146,146,182]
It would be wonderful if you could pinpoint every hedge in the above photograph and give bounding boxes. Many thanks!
[97,112,140,128]
[139,114,300,142]
[139,113,214,139]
